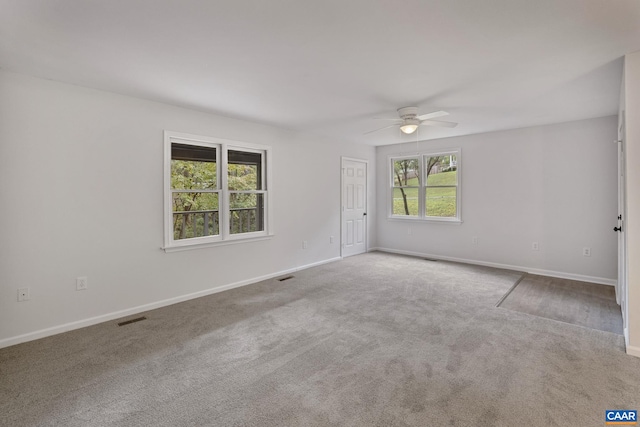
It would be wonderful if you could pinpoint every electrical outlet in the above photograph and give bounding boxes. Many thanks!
[407,227,411,235]
[472,236,478,244]
[302,241,308,249]
[76,276,88,291]
[330,236,334,244]
[17,287,30,302]
[583,247,591,257]
[532,242,539,251]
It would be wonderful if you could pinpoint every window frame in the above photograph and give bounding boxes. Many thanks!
[390,155,422,218]
[225,145,267,238]
[163,131,273,251]
[388,148,461,223]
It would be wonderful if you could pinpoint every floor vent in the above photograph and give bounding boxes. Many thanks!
[278,275,295,282]
[424,258,439,262]
[117,316,147,327]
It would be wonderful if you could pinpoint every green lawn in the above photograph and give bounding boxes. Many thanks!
[393,171,457,217]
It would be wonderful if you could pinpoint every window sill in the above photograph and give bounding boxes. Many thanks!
[387,216,463,225]
[162,234,274,253]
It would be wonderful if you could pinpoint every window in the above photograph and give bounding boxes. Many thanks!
[392,157,420,217]
[164,131,272,250]
[170,143,219,239]
[425,153,458,218]
[390,149,460,222]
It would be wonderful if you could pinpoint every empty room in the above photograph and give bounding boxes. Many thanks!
[2,1,640,426]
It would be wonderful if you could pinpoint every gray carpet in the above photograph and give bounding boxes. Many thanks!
[1,252,639,426]
[499,273,624,335]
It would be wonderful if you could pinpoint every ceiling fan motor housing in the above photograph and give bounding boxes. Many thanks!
[397,106,418,120]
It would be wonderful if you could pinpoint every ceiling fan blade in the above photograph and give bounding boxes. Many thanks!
[363,124,398,135]
[420,120,458,128]
[416,110,449,120]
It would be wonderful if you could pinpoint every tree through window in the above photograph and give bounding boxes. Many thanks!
[425,154,458,218]
[171,143,219,240]
[392,158,420,216]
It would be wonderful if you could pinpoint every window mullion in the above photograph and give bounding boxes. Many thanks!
[220,144,229,240]
[419,157,425,218]
[171,189,219,193]
[261,151,266,191]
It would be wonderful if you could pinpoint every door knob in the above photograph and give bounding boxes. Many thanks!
[614,226,622,232]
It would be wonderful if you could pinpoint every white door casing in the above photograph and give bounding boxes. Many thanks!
[617,114,629,341]
[341,158,367,257]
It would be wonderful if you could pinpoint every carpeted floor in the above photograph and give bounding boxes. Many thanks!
[498,273,624,335]
[1,252,639,426]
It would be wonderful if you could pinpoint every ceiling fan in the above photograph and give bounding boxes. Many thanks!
[365,107,458,135]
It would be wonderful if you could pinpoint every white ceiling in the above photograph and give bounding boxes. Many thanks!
[1,0,639,146]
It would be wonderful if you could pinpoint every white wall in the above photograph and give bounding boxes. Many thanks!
[375,117,618,283]
[0,71,376,347]
[624,51,640,356]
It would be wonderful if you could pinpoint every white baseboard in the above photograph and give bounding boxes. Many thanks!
[371,247,616,286]
[625,327,630,348]
[0,256,342,350]
[626,344,640,358]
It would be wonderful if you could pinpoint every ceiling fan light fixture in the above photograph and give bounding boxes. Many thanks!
[400,124,418,134]
[400,119,420,134]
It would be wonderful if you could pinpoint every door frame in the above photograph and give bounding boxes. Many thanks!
[341,157,368,258]
[618,113,629,345]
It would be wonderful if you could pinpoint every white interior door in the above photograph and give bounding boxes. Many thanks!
[342,158,367,257]
[617,114,628,340]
